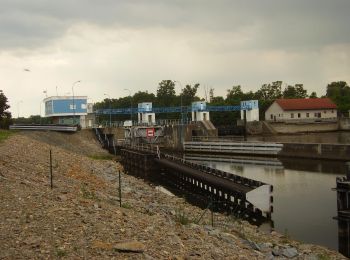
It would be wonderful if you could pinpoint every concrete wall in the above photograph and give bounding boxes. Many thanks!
[279,143,350,161]
[268,122,338,134]
[339,118,350,130]
[246,121,263,135]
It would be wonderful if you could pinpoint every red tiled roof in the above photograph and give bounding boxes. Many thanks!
[276,98,337,111]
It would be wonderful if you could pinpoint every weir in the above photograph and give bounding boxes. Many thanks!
[93,128,273,224]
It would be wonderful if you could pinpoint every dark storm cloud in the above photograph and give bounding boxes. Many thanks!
[0,0,349,50]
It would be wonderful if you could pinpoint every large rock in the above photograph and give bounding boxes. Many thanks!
[114,241,146,253]
[282,247,298,258]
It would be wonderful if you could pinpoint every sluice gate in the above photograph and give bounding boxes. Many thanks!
[93,128,273,223]
[120,147,273,224]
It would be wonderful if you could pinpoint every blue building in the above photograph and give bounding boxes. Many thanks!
[44,96,94,127]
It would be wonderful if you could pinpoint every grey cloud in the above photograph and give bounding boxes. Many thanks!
[0,0,349,51]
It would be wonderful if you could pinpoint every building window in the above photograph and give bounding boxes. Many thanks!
[81,104,87,109]
[306,113,309,118]
[270,114,273,120]
[291,113,294,118]
[298,113,301,118]
[324,111,326,114]
[69,104,76,110]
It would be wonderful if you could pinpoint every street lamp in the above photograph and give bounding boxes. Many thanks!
[174,81,184,123]
[124,88,132,123]
[175,80,185,147]
[72,80,81,125]
[104,93,112,127]
[17,100,23,118]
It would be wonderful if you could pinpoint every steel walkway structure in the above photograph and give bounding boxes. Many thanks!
[95,105,248,115]
[93,128,273,224]
[9,124,78,132]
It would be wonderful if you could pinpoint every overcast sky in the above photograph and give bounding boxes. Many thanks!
[1,0,350,117]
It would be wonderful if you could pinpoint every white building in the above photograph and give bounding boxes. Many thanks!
[265,98,337,122]
[240,100,259,122]
[43,96,94,128]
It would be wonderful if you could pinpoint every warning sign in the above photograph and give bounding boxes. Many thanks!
[146,128,155,137]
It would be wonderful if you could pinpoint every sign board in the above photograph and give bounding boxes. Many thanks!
[240,100,259,110]
[146,128,155,137]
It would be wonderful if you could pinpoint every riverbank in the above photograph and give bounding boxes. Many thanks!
[0,131,346,259]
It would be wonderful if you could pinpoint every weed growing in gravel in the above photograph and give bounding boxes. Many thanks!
[175,208,192,225]
[88,154,114,160]
[317,254,331,260]
[0,130,13,142]
[121,202,132,209]
[80,184,98,200]
[55,248,67,258]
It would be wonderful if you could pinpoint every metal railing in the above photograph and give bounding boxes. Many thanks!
[96,118,200,128]
[184,141,283,155]
[191,136,244,142]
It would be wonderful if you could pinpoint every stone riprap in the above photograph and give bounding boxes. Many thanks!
[0,131,345,259]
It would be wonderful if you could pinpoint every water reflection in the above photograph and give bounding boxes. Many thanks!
[185,153,347,253]
[248,131,350,144]
[338,220,350,257]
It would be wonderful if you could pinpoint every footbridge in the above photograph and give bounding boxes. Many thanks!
[95,104,249,115]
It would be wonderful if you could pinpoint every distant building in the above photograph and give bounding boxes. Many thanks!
[265,98,337,122]
[44,96,94,128]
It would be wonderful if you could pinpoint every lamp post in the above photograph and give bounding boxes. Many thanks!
[104,93,112,127]
[39,101,42,125]
[17,100,23,118]
[124,88,132,124]
[174,81,184,123]
[72,80,81,125]
[175,81,185,147]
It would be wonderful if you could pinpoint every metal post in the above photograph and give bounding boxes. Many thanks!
[50,149,53,189]
[118,170,122,207]
[72,80,81,125]
[211,205,214,227]
[243,110,247,141]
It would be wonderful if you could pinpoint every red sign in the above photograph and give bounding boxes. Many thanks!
[146,128,155,137]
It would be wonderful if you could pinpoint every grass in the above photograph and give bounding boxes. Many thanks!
[121,202,132,209]
[80,184,98,200]
[0,130,13,142]
[55,248,67,258]
[175,208,192,225]
[317,254,331,260]
[88,154,114,160]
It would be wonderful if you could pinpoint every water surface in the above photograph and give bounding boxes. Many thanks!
[186,155,347,251]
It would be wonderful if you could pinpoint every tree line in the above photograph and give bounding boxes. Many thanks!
[95,80,350,126]
[1,80,349,128]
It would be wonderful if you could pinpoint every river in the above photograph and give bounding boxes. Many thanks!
[184,154,348,254]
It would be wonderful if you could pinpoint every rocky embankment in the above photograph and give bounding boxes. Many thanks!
[0,130,346,259]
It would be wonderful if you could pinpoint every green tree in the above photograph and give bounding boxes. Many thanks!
[209,88,215,103]
[255,81,283,100]
[0,90,12,129]
[326,81,350,114]
[255,81,283,119]
[132,91,156,105]
[226,85,244,105]
[156,80,176,107]
[181,83,200,106]
[309,91,317,98]
[282,84,308,99]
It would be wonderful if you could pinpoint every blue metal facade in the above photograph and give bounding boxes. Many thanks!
[95,101,260,115]
[45,97,87,116]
